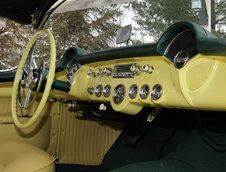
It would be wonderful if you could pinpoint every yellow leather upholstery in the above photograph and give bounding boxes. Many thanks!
[0,141,55,172]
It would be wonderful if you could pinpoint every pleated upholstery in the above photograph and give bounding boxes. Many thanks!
[57,104,123,165]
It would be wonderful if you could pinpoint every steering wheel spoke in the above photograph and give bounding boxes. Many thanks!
[30,57,38,70]
[23,88,32,109]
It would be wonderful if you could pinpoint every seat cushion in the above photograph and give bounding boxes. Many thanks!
[0,141,55,172]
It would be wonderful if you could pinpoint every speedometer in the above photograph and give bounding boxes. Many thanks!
[173,51,189,69]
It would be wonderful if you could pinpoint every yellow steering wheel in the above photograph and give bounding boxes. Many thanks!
[11,30,56,128]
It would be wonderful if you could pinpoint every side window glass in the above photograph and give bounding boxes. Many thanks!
[0,18,32,70]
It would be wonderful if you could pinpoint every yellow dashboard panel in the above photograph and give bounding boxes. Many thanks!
[2,54,226,115]
[68,54,226,115]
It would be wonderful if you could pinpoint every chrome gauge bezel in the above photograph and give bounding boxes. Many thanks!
[173,51,189,69]
[140,84,149,100]
[95,85,103,97]
[151,84,163,100]
[128,84,138,99]
[103,85,111,98]
[113,84,126,104]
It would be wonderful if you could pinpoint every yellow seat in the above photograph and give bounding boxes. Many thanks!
[0,141,55,172]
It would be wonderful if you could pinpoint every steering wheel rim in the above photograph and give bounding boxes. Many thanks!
[11,29,56,128]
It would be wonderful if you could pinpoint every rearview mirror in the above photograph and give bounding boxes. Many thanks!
[116,24,132,45]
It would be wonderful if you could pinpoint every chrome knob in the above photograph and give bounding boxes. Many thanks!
[94,68,100,75]
[142,65,154,73]
[103,67,112,76]
[99,103,107,111]
[130,65,136,72]
[87,69,92,75]
[130,64,140,74]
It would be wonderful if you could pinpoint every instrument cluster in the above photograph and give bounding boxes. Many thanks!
[86,63,159,105]
[68,57,175,115]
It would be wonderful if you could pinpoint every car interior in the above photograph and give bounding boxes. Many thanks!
[1,0,226,172]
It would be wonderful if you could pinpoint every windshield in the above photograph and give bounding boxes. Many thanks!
[0,19,32,70]
[42,0,226,59]
[0,0,226,69]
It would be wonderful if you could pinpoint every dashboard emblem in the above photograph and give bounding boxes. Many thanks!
[173,51,189,69]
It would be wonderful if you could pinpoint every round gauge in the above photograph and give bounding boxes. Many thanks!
[151,84,163,100]
[103,85,111,98]
[113,84,125,104]
[129,84,138,99]
[140,84,149,100]
[95,85,103,97]
[173,51,189,69]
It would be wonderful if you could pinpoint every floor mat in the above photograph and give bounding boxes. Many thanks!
[102,127,175,169]
[111,159,199,172]
[56,127,226,172]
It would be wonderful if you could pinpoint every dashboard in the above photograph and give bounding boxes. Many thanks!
[69,56,185,115]
[56,21,226,115]
[2,21,226,115]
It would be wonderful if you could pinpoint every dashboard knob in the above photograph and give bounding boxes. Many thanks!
[94,68,101,75]
[99,103,107,111]
[103,67,112,76]
[130,64,140,74]
[87,69,92,75]
[142,65,154,73]
[130,65,136,72]
[98,69,103,76]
